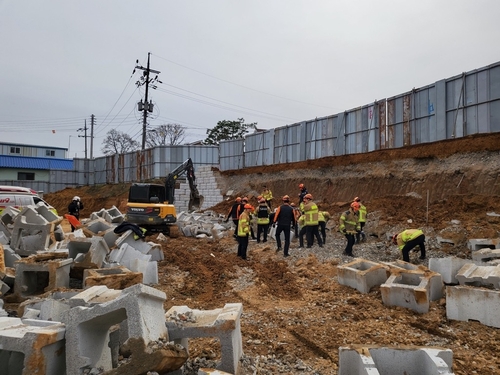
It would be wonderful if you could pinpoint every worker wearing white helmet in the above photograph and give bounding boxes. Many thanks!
[68,195,84,231]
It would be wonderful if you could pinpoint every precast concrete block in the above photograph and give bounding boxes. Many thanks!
[105,205,125,223]
[83,265,143,289]
[0,231,9,245]
[165,303,243,375]
[13,257,73,300]
[468,238,500,251]
[131,257,158,285]
[428,257,471,284]
[81,218,119,249]
[471,248,500,264]
[0,279,9,296]
[63,284,168,375]
[81,217,114,235]
[10,216,57,255]
[456,263,500,289]
[337,258,390,294]
[0,317,66,375]
[338,345,454,375]
[380,269,444,314]
[33,202,61,222]
[446,285,500,328]
[3,246,21,267]
[114,230,163,261]
[66,236,110,268]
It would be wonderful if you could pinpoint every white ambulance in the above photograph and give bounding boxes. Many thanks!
[0,185,57,215]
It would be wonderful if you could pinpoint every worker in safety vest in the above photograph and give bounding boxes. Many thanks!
[237,204,254,260]
[226,197,242,239]
[318,210,331,245]
[353,197,367,243]
[392,229,426,263]
[302,194,323,248]
[254,198,270,243]
[261,186,273,209]
[339,202,361,257]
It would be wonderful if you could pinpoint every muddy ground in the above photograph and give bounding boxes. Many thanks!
[42,132,500,374]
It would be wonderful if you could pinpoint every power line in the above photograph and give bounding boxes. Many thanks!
[152,52,340,111]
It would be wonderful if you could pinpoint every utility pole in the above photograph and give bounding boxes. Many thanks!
[90,114,95,159]
[135,53,161,150]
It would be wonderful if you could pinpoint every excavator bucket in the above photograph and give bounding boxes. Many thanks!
[188,194,204,211]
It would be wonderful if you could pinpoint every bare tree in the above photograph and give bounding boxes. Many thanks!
[101,129,140,155]
[146,124,186,147]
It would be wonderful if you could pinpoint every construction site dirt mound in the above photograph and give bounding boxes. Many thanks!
[42,132,500,374]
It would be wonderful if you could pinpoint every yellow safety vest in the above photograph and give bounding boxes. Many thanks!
[238,212,250,237]
[303,202,319,226]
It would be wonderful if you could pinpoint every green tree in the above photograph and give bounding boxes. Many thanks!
[203,118,257,145]
[101,129,140,155]
[146,123,186,147]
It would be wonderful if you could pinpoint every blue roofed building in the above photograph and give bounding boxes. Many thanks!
[0,142,73,185]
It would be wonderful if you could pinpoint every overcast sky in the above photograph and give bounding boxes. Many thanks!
[1,0,499,158]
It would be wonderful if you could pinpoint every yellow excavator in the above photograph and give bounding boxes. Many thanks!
[125,158,203,236]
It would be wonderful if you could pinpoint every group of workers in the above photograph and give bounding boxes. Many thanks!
[225,184,426,263]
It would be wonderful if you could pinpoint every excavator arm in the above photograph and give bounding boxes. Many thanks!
[165,158,203,210]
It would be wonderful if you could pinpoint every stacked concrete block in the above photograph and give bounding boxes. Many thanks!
[13,256,73,300]
[80,217,119,249]
[380,268,444,314]
[108,243,158,285]
[456,263,500,288]
[165,303,243,375]
[471,248,500,264]
[0,206,21,242]
[0,317,66,375]
[428,257,471,284]
[338,345,455,374]
[446,285,500,328]
[83,265,143,289]
[195,166,224,211]
[62,284,168,375]
[337,258,390,294]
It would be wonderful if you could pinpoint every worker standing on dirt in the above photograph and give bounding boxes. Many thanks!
[354,197,367,243]
[225,197,242,239]
[240,197,257,240]
[298,183,308,208]
[392,229,426,262]
[261,186,273,209]
[237,204,253,260]
[302,194,323,248]
[318,210,331,244]
[339,202,361,257]
[273,195,296,257]
[68,196,83,232]
[255,198,271,243]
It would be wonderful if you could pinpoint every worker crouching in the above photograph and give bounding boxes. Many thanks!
[392,229,426,263]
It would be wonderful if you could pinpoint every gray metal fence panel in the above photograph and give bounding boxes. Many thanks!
[305,117,337,160]
[244,130,273,167]
[412,85,436,144]
[274,123,301,164]
[220,139,244,171]
[446,74,465,138]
